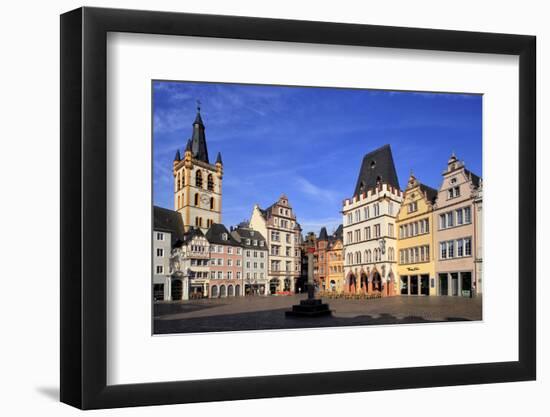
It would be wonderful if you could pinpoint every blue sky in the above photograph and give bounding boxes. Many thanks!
[153,81,482,235]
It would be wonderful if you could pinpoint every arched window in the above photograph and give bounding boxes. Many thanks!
[199,217,203,227]
[364,250,369,263]
[194,193,199,206]
[177,195,180,209]
[210,197,214,210]
[195,217,199,227]
[211,285,218,298]
[207,174,214,191]
[195,170,203,188]
[177,173,181,189]
[356,251,361,264]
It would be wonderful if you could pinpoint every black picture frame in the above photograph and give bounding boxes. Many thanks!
[60,6,536,410]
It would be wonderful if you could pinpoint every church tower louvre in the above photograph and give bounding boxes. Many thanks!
[172,103,223,233]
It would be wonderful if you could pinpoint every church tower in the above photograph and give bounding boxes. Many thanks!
[173,104,223,233]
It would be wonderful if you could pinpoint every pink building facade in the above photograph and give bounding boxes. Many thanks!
[206,223,244,297]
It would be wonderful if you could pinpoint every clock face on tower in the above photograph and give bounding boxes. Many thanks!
[200,193,210,205]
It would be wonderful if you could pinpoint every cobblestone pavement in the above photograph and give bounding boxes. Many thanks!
[154,295,482,334]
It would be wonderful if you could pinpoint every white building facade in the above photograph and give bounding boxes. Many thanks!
[342,145,403,296]
[249,194,301,294]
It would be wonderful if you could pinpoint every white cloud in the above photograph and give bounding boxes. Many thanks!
[295,176,339,203]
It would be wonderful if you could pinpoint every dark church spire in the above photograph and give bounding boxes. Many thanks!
[189,101,209,163]
[174,149,181,161]
[216,151,223,165]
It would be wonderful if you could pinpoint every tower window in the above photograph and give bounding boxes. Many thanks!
[195,170,203,188]
[210,197,214,210]
[194,193,199,206]
[207,174,214,191]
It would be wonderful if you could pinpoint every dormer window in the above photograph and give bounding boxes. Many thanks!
[246,239,251,245]
[221,233,228,241]
[370,160,376,169]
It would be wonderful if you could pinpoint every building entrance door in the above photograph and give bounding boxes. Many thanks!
[451,273,459,296]
[439,274,448,296]
[400,276,408,295]
[269,279,279,294]
[153,284,164,301]
[171,280,183,301]
[420,275,430,295]
[410,275,418,295]
[461,272,472,297]
[372,272,382,292]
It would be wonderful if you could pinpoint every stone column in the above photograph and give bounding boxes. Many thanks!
[447,273,452,297]
[458,272,463,296]
[407,276,411,295]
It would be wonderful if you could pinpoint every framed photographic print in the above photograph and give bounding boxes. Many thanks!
[60,6,536,410]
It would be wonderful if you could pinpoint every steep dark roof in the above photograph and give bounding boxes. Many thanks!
[333,224,343,240]
[318,227,328,241]
[464,169,481,189]
[205,223,240,246]
[419,184,438,204]
[231,227,268,250]
[174,149,181,161]
[153,206,186,247]
[215,152,223,165]
[189,109,209,163]
[183,227,204,242]
[353,144,400,197]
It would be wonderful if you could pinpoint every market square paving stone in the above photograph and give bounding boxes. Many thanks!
[154,295,482,334]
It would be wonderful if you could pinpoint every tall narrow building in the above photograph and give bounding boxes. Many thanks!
[433,154,482,297]
[172,105,223,233]
[396,174,438,296]
[249,194,301,294]
[342,145,403,296]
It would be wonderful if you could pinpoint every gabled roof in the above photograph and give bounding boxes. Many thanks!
[353,144,400,197]
[231,226,267,250]
[464,168,481,189]
[181,227,205,244]
[153,206,186,247]
[333,224,343,240]
[419,183,438,204]
[205,223,241,246]
[318,227,328,241]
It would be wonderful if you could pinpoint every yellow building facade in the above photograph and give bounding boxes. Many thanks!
[396,174,437,296]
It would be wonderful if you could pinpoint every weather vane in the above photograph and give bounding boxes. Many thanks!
[196,99,201,112]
